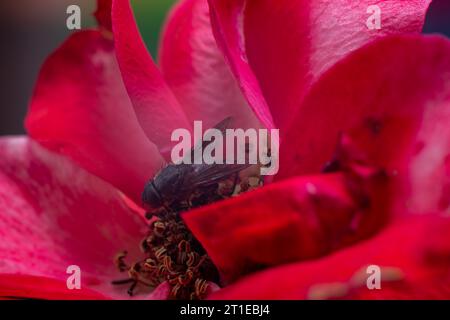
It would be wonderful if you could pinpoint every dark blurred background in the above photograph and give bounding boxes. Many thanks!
[0,0,449,136]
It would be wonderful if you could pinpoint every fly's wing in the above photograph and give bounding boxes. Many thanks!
[183,117,233,164]
[179,117,252,191]
[180,163,251,192]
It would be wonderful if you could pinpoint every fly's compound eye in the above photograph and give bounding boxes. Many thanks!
[142,182,163,208]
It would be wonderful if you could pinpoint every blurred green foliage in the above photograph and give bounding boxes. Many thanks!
[131,0,177,59]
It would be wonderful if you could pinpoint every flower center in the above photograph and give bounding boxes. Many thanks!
[113,174,263,299]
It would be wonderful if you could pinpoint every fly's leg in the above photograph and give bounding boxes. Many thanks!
[229,173,239,197]
[181,199,193,211]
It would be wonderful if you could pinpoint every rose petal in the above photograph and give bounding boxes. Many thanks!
[278,35,450,215]
[0,274,108,300]
[25,30,163,204]
[183,173,387,283]
[159,0,261,130]
[111,0,191,157]
[207,0,275,129]
[95,0,112,31]
[210,215,450,300]
[209,0,431,132]
[0,137,148,299]
[142,282,170,300]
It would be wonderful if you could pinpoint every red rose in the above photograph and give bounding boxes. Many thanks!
[1,0,448,299]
